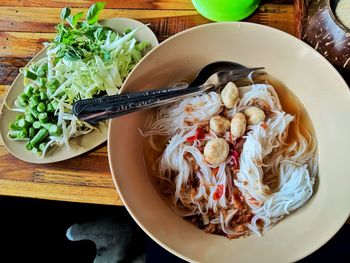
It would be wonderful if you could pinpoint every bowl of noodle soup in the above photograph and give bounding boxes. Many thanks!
[108,22,350,262]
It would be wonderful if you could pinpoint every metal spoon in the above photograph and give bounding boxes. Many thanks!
[72,61,264,124]
[73,61,244,117]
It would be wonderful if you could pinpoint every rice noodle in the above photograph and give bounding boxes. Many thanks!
[144,82,317,238]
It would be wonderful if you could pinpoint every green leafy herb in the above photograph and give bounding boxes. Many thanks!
[66,11,84,28]
[60,7,71,21]
[86,2,106,24]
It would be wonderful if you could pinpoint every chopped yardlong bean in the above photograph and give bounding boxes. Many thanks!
[47,79,59,90]
[38,112,49,123]
[30,128,48,146]
[19,93,28,101]
[37,69,45,78]
[18,130,28,139]
[23,69,37,80]
[29,95,41,106]
[37,102,46,113]
[33,121,42,129]
[9,122,20,130]
[40,91,47,101]
[17,97,27,107]
[24,85,34,96]
[42,123,62,136]
[49,124,62,136]
[33,88,40,95]
[25,112,36,123]
[25,142,33,150]
[29,127,35,138]
[39,142,47,151]
[17,118,30,129]
[39,78,47,88]
[51,100,59,110]
[30,107,40,118]
[47,103,54,112]
[9,130,20,138]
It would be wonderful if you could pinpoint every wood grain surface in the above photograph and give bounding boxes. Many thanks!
[0,0,297,206]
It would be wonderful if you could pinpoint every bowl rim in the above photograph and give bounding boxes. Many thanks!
[119,21,349,95]
[108,21,350,262]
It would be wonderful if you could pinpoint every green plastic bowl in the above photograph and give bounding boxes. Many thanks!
[192,0,261,21]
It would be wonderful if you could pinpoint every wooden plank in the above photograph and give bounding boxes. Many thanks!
[0,0,293,9]
[0,57,29,85]
[0,4,294,33]
[0,85,10,115]
[0,7,200,32]
[0,0,195,10]
[253,4,295,35]
[0,179,122,205]
[0,32,53,58]
[0,144,118,205]
[0,15,210,58]
[0,164,111,188]
[0,4,295,86]
[31,168,111,187]
[0,16,209,57]
[0,145,110,177]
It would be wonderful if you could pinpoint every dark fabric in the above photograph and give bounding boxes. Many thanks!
[0,196,349,263]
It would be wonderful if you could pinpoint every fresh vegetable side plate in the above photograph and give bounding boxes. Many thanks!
[0,16,158,164]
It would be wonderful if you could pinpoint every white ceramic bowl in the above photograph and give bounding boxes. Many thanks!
[108,22,350,262]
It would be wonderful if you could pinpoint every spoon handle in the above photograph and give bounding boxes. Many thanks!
[73,85,187,115]
[72,66,265,124]
[73,84,212,124]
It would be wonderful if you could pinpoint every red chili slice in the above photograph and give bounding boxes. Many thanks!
[195,127,205,139]
[186,127,205,142]
[232,150,240,168]
[232,150,240,159]
[186,135,196,142]
[213,184,224,200]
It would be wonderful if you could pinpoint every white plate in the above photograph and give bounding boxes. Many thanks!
[0,18,158,164]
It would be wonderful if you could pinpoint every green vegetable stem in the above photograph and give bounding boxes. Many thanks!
[23,69,37,80]
[30,128,49,147]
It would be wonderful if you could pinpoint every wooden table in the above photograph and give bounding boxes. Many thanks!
[0,0,321,206]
